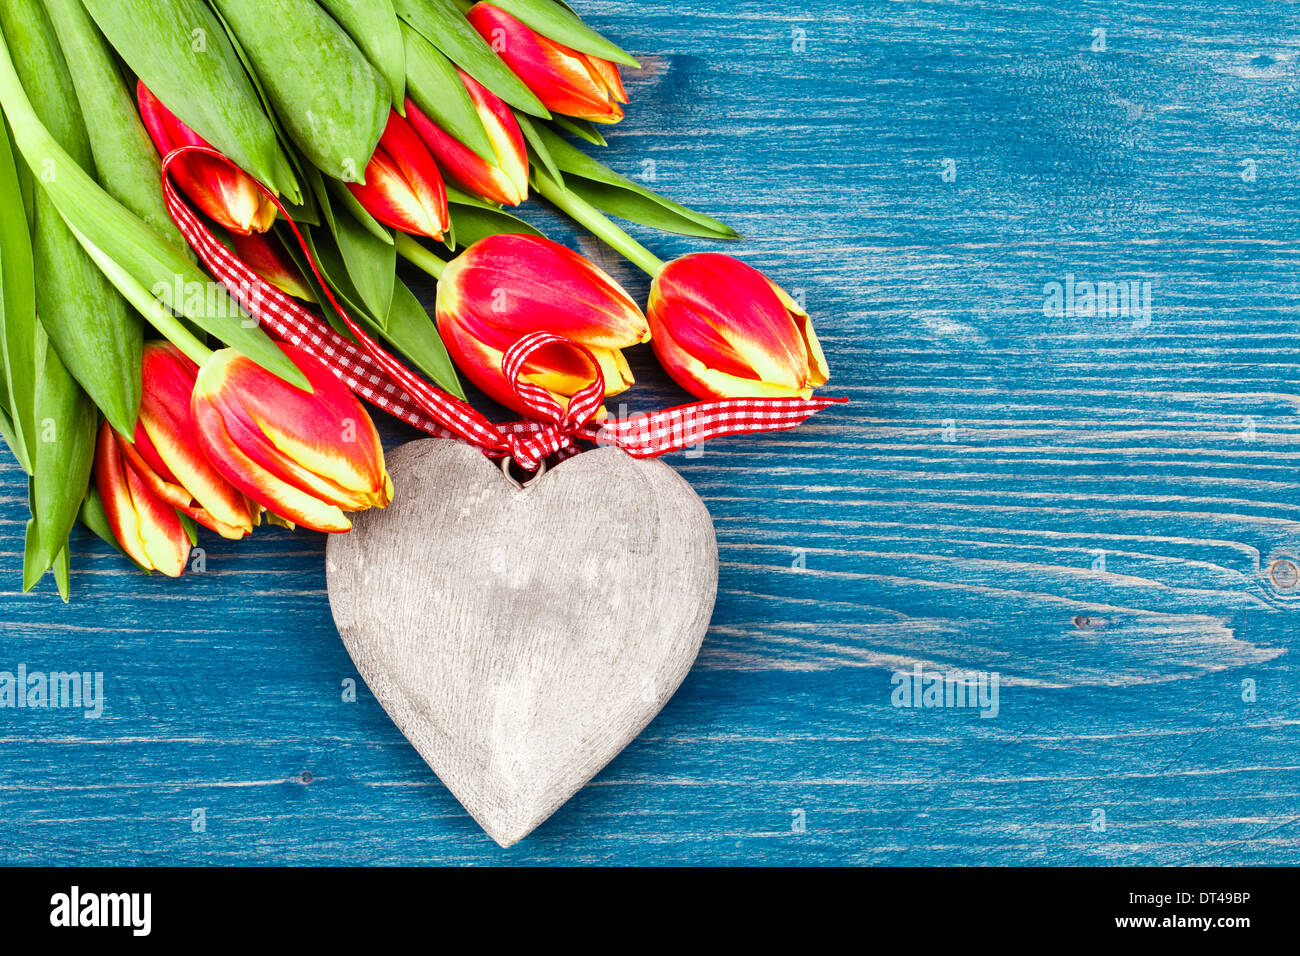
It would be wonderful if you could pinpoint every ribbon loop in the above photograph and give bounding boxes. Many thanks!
[501,331,605,428]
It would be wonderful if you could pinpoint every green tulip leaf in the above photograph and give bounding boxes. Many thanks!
[335,211,397,323]
[206,4,319,228]
[393,0,550,119]
[53,543,70,602]
[275,224,356,341]
[42,0,190,256]
[80,486,124,555]
[316,184,397,325]
[0,406,21,469]
[210,0,389,186]
[317,0,407,111]
[515,112,565,189]
[561,176,742,240]
[449,202,543,247]
[0,119,35,474]
[385,279,464,400]
[281,228,462,400]
[1,0,143,435]
[549,115,607,148]
[0,28,308,389]
[295,224,387,334]
[33,189,143,436]
[327,180,394,245]
[79,0,300,201]
[532,123,740,239]
[26,331,96,585]
[310,164,393,245]
[179,512,200,547]
[442,182,495,210]
[22,516,42,592]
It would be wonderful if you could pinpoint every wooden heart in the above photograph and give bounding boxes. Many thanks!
[325,439,718,847]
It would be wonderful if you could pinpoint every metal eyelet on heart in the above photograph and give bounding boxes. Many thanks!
[498,455,548,491]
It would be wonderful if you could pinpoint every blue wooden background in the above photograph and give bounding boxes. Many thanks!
[2,0,1299,865]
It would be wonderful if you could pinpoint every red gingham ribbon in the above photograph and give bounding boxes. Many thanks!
[161,145,843,471]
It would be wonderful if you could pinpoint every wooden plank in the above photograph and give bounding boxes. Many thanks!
[0,0,1298,864]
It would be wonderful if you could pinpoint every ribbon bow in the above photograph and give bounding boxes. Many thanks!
[497,331,606,467]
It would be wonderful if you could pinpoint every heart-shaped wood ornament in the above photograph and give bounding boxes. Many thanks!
[325,439,718,846]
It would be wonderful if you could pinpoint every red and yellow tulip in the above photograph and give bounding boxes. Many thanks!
[435,234,648,415]
[191,343,393,534]
[93,342,262,577]
[347,109,450,240]
[405,73,528,207]
[466,3,627,124]
[132,343,257,540]
[137,81,277,236]
[94,421,192,578]
[647,253,829,400]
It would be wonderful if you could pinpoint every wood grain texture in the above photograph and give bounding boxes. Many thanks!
[1,0,1298,864]
[325,441,717,847]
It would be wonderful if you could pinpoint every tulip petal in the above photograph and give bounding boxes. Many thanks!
[94,421,189,576]
[348,111,449,239]
[406,88,527,207]
[466,4,624,123]
[192,395,352,534]
[123,464,190,577]
[649,254,815,396]
[462,70,530,200]
[191,346,391,532]
[651,319,811,399]
[118,435,190,510]
[440,234,647,347]
[119,428,252,540]
[589,56,628,105]
[437,303,626,415]
[767,280,830,386]
[210,347,389,504]
[95,423,152,570]
[436,234,648,415]
[139,343,255,537]
[435,318,527,412]
[130,417,180,485]
[231,232,315,302]
[522,344,632,400]
[593,345,634,397]
[203,381,374,512]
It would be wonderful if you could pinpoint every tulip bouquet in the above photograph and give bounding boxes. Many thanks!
[0,0,834,599]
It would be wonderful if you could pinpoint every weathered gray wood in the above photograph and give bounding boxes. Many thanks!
[325,440,718,846]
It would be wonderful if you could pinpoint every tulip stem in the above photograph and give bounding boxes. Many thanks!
[130,298,213,367]
[394,232,447,280]
[532,170,666,277]
[158,320,215,368]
